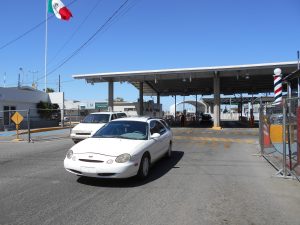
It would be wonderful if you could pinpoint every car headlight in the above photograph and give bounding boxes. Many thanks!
[115,153,131,163]
[66,150,73,159]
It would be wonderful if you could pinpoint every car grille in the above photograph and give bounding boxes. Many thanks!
[76,133,91,135]
[97,173,116,176]
[79,159,104,163]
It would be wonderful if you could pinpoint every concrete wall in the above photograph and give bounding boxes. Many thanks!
[49,92,64,109]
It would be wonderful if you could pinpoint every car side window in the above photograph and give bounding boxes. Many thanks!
[160,119,170,130]
[150,120,166,135]
[111,114,117,121]
[117,113,127,118]
[156,121,166,135]
[150,121,156,135]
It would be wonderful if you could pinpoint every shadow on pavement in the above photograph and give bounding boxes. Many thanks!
[77,151,184,188]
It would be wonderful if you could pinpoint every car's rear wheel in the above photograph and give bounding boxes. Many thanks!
[137,154,150,179]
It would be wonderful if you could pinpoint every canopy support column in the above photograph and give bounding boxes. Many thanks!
[139,82,144,116]
[174,95,177,119]
[213,72,221,129]
[108,81,114,112]
[195,94,198,121]
[157,92,160,117]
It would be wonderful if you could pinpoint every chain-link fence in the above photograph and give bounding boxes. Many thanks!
[0,108,72,142]
[0,108,126,142]
[259,98,300,180]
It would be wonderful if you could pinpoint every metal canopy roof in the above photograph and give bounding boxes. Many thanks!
[73,61,298,96]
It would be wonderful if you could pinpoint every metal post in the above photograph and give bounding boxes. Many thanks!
[175,95,177,121]
[259,97,263,154]
[157,92,160,118]
[297,51,300,105]
[27,109,31,143]
[69,112,72,134]
[282,98,287,177]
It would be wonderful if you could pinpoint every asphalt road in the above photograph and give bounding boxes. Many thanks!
[0,128,300,225]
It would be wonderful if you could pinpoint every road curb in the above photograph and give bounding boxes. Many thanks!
[20,127,70,134]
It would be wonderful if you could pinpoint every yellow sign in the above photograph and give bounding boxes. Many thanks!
[11,112,24,125]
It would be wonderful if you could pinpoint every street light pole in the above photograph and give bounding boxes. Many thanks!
[28,70,38,89]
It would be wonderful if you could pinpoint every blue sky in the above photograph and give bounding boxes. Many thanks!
[0,0,299,110]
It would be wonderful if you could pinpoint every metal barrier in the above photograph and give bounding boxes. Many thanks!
[259,98,300,180]
[0,108,116,142]
[0,108,72,142]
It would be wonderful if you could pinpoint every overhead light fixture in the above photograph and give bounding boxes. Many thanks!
[182,78,186,82]
[155,76,157,84]
[245,74,250,79]
[189,76,192,82]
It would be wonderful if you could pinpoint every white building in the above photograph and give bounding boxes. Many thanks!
[0,87,50,129]
[0,87,65,130]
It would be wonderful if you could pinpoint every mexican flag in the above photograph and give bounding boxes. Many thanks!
[48,0,72,21]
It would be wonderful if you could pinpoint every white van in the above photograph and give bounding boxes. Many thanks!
[70,112,127,143]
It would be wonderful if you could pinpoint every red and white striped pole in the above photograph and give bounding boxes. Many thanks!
[273,68,282,105]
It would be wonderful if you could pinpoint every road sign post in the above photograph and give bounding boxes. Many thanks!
[11,112,24,141]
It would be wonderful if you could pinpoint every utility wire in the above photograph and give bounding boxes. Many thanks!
[43,0,132,78]
[0,17,52,51]
[102,0,141,33]
[47,0,104,66]
[0,0,78,51]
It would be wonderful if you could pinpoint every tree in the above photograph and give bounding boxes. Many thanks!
[114,97,124,102]
[45,88,55,93]
[36,101,60,119]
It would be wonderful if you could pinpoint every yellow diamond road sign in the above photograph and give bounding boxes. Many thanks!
[11,112,24,125]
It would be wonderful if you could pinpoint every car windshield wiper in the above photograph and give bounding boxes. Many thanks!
[93,135,115,138]
[93,135,129,139]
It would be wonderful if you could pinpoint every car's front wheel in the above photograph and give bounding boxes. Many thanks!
[137,154,150,180]
[165,142,172,158]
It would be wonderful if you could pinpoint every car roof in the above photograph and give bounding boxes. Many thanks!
[90,112,122,115]
[113,117,155,122]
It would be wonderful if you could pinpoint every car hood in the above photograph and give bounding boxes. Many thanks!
[71,137,146,157]
[72,123,106,134]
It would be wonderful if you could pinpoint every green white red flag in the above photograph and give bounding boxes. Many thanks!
[48,0,72,21]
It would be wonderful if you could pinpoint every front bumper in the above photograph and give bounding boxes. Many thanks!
[70,133,92,141]
[64,155,139,179]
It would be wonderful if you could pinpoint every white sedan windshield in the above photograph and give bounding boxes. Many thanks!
[93,121,148,140]
[82,114,110,123]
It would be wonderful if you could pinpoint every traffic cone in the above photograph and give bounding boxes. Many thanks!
[263,122,272,148]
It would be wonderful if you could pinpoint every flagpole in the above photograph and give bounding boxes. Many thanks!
[44,0,48,92]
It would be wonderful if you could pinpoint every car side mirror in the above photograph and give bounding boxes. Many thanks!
[150,133,160,139]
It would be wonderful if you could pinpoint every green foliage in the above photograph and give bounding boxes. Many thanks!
[114,97,124,102]
[46,88,55,93]
[37,101,60,119]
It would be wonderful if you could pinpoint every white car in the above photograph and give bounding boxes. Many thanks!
[70,112,127,143]
[64,117,173,179]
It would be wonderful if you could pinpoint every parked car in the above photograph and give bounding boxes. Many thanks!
[64,117,173,179]
[269,113,296,125]
[200,113,213,123]
[70,112,127,143]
